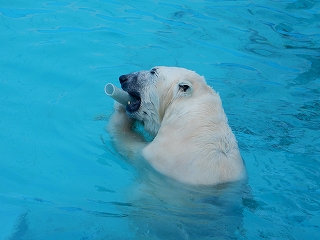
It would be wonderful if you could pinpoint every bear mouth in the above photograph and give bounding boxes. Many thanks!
[126,91,141,113]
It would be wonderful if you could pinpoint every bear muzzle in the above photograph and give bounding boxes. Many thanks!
[119,73,141,113]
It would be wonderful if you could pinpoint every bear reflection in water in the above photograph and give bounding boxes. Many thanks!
[126,167,248,239]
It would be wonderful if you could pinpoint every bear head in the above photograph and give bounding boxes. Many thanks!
[119,66,208,135]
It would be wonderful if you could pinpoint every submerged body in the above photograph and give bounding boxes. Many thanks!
[108,66,246,185]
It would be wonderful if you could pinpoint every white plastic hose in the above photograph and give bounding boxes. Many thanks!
[104,83,134,106]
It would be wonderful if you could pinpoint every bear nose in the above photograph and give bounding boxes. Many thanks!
[119,75,128,84]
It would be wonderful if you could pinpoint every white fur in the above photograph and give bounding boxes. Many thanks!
[108,67,246,185]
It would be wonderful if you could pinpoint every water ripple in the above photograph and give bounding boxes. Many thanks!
[0,7,54,18]
[194,39,301,72]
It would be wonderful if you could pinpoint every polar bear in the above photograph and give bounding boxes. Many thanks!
[108,66,246,185]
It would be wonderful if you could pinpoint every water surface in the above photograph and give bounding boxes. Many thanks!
[0,0,319,239]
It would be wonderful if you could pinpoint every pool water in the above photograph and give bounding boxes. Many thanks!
[1,0,319,239]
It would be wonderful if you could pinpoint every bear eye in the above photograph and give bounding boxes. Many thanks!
[150,68,157,75]
[179,84,189,92]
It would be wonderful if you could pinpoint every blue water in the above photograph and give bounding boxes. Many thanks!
[1,0,319,239]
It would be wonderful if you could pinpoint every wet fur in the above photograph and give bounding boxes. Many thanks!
[108,67,246,185]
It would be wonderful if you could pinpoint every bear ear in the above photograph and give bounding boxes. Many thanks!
[176,80,193,98]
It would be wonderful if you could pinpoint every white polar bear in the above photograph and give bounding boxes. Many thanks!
[108,66,246,185]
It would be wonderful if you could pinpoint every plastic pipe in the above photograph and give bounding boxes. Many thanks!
[104,83,134,106]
